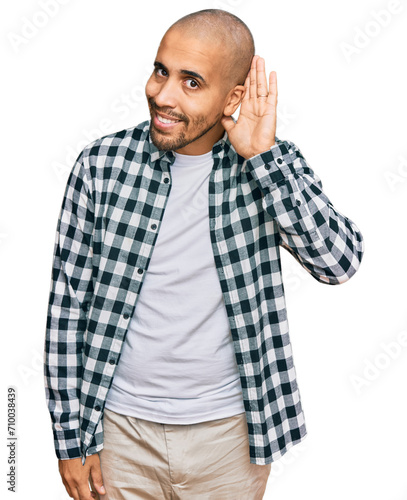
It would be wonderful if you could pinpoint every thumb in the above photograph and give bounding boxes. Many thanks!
[90,463,106,496]
[221,115,235,135]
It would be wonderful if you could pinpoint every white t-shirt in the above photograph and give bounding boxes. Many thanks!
[105,150,245,423]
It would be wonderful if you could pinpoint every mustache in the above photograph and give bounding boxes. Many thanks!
[148,97,189,125]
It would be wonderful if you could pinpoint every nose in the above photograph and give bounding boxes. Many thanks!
[149,77,178,110]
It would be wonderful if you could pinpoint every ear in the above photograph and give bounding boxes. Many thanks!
[223,85,246,117]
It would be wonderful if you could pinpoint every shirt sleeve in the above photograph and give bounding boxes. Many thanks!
[43,150,95,460]
[246,139,364,284]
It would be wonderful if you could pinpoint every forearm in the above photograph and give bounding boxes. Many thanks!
[44,252,87,459]
[246,139,364,284]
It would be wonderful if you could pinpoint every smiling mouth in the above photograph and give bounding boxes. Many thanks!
[156,114,180,124]
[152,111,184,131]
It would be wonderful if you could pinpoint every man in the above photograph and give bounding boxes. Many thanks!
[44,9,364,500]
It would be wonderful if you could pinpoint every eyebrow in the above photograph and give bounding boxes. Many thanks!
[154,61,207,86]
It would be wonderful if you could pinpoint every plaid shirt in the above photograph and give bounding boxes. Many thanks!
[44,120,364,465]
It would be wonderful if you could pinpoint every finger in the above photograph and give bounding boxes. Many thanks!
[71,486,81,500]
[242,73,250,102]
[90,462,106,496]
[89,480,100,499]
[61,478,74,498]
[256,57,268,98]
[221,115,235,134]
[76,481,94,500]
[249,55,259,99]
[59,469,75,498]
[268,71,278,108]
[75,488,83,500]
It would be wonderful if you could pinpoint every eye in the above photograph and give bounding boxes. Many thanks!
[185,78,199,89]
[156,68,168,77]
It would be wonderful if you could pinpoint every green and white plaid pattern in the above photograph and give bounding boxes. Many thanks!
[44,120,364,465]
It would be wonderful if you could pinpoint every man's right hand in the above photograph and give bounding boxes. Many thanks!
[59,453,106,499]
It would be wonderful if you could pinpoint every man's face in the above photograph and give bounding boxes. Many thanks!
[145,28,232,155]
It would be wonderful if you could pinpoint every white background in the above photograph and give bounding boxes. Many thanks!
[1,0,407,498]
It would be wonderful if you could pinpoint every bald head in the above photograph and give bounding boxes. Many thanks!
[165,9,255,89]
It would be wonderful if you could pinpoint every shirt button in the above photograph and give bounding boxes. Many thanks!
[109,359,115,365]
[95,405,101,412]
[265,164,271,170]
[296,199,302,206]
[163,177,169,184]
[151,224,157,230]
[277,158,283,165]
[123,313,129,319]
[137,268,144,275]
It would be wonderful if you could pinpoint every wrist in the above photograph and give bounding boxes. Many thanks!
[246,142,276,160]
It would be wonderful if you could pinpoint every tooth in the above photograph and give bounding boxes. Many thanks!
[158,115,177,124]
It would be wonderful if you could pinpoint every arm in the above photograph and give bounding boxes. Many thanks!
[44,150,93,460]
[44,152,105,498]
[222,55,364,283]
[246,140,364,283]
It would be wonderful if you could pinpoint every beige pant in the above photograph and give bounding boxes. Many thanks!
[95,408,271,499]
